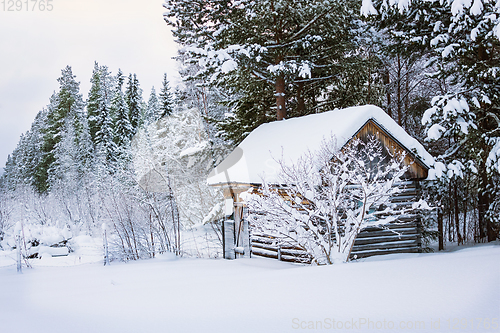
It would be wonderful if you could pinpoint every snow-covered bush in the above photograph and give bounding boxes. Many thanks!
[245,135,410,264]
[1,222,72,258]
[0,190,13,245]
[133,106,226,241]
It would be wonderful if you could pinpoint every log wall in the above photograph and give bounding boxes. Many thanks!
[250,181,423,263]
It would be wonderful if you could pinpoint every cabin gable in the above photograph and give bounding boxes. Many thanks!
[350,119,429,179]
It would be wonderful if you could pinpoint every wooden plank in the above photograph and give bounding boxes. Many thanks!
[353,234,418,246]
[396,215,420,222]
[251,248,278,259]
[251,242,308,255]
[252,233,278,239]
[280,249,311,257]
[361,222,418,230]
[391,195,421,203]
[251,239,305,251]
[359,223,418,233]
[356,230,418,239]
[280,255,312,264]
[251,243,278,252]
[251,242,277,251]
[393,187,418,193]
[352,247,421,259]
[396,180,418,185]
[359,227,418,235]
[359,226,418,234]
[352,239,420,252]
[390,201,417,208]
[250,236,276,244]
[393,186,418,193]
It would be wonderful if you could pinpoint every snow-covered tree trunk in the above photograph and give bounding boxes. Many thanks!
[275,76,286,120]
[15,222,22,273]
[102,223,110,266]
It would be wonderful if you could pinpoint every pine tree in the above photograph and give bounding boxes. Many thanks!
[164,0,382,143]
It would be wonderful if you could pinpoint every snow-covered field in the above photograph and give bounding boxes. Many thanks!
[0,243,498,333]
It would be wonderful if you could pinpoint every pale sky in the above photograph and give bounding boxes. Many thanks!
[0,0,179,172]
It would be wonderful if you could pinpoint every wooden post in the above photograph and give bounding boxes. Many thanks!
[224,220,235,259]
[438,207,444,251]
[234,205,242,258]
[234,203,251,258]
[242,218,250,258]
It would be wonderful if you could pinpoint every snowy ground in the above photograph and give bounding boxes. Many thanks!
[0,243,498,333]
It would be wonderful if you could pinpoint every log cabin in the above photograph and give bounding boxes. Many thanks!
[207,105,435,262]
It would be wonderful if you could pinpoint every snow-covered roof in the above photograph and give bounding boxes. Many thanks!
[207,105,435,186]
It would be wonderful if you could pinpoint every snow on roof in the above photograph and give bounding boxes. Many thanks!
[207,105,435,185]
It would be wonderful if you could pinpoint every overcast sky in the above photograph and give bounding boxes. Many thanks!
[0,0,179,172]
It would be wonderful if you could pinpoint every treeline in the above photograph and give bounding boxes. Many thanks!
[0,62,226,260]
[3,64,175,193]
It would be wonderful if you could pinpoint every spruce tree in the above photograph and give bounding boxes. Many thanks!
[366,0,500,242]
[112,69,133,149]
[145,86,160,124]
[89,65,117,169]
[126,73,143,134]
[1,155,16,190]
[35,66,84,193]
[159,73,174,118]
[71,99,94,177]
[95,101,117,167]
[87,63,115,148]
[17,109,47,188]
[87,62,102,145]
